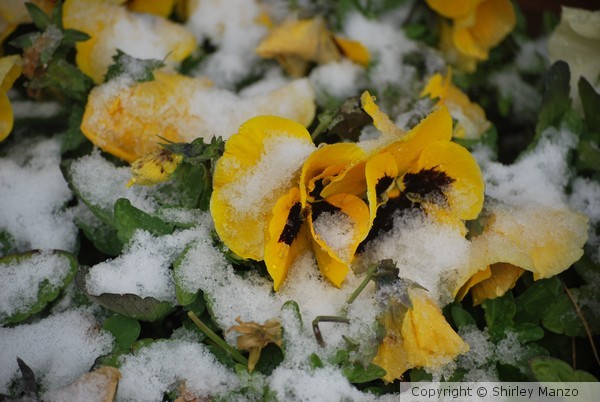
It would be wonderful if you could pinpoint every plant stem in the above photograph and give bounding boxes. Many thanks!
[346,263,378,305]
[562,285,600,367]
[187,311,248,366]
[312,315,350,347]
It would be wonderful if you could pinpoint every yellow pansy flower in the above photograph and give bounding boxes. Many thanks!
[81,71,315,162]
[256,16,370,77]
[373,288,469,382]
[0,55,22,142]
[427,0,516,72]
[421,68,491,139]
[63,0,196,83]
[126,148,183,187]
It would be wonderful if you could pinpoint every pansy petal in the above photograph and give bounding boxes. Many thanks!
[455,265,491,301]
[402,289,469,370]
[472,203,588,280]
[426,0,482,19]
[0,91,14,142]
[383,106,454,174]
[372,300,410,382]
[401,140,484,220]
[360,91,405,139]
[211,116,315,261]
[365,152,399,224]
[0,55,21,142]
[332,35,370,67]
[265,187,309,291]
[469,0,516,51]
[300,142,366,205]
[471,263,524,305]
[127,0,176,17]
[312,242,350,288]
[64,0,196,83]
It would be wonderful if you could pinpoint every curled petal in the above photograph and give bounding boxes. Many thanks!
[400,140,484,220]
[471,263,524,305]
[309,194,370,286]
[360,91,404,139]
[455,265,491,301]
[211,116,315,261]
[300,142,366,205]
[265,187,310,291]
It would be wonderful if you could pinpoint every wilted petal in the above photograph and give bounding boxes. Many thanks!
[360,91,405,139]
[471,263,524,305]
[211,116,315,261]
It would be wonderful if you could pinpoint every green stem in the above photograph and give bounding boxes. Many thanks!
[187,311,248,366]
[346,263,378,305]
[312,315,350,347]
[311,119,329,142]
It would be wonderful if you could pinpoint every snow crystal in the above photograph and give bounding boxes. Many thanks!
[68,149,160,215]
[117,339,238,401]
[360,210,471,305]
[453,326,498,382]
[11,100,63,119]
[186,0,268,88]
[478,127,577,208]
[0,137,77,253]
[0,251,72,319]
[0,309,114,394]
[220,135,315,216]
[491,69,542,123]
[569,177,600,262]
[85,228,203,302]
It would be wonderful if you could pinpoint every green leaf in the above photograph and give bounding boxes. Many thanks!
[161,136,225,166]
[342,362,386,384]
[1,250,78,325]
[530,357,598,382]
[576,140,600,172]
[254,343,284,376]
[281,300,303,327]
[404,23,427,40]
[512,323,545,342]
[173,244,197,306]
[75,266,175,321]
[60,105,90,154]
[0,230,15,256]
[102,314,141,350]
[482,291,516,340]
[77,213,123,256]
[309,353,324,369]
[535,61,571,136]
[451,304,476,328]
[25,2,52,30]
[409,367,433,382]
[104,50,165,83]
[541,288,585,337]
[41,58,93,101]
[113,198,174,245]
[311,96,373,143]
[579,76,600,131]
[61,29,91,47]
[8,32,37,49]
[515,276,562,322]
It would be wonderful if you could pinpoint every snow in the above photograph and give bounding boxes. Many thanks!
[0,308,114,394]
[309,60,367,105]
[0,137,78,253]
[0,251,72,320]
[570,177,600,262]
[312,210,356,262]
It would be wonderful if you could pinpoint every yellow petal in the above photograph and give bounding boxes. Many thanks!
[383,106,454,174]
[127,0,176,17]
[455,265,492,301]
[0,91,14,142]
[81,72,315,162]
[365,152,399,225]
[402,289,469,370]
[64,0,196,83]
[256,16,340,76]
[426,0,483,19]
[471,263,524,305]
[308,194,370,286]
[400,140,484,220]
[264,187,310,291]
[360,91,405,139]
[472,203,589,280]
[333,35,370,67]
[211,116,315,261]
[0,55,22,92]
[300,142,366,205]
[372,300,411,382]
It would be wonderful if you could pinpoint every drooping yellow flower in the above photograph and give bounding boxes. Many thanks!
[466,201,588,285]
[63,0,196,83]
[81,71,315,162]
[127,148,183,187]
[373,288,469,382]
[427,0,516,71]
[0,55,22,142]
[256,16,370,77]
[421,68,490,139]
[0,0,55,45]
